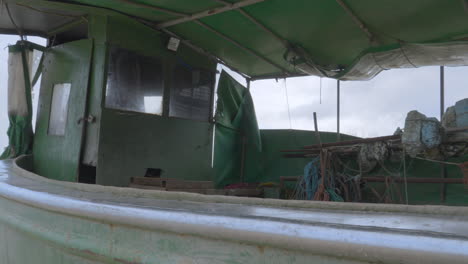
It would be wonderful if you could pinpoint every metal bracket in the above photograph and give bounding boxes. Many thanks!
[77,115,96,124]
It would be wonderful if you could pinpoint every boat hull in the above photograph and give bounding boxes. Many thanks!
[0,156,467,263]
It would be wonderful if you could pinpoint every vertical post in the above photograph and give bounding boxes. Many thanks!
[440,66,447,203]
[440,66,445,120]
[337,80,341,142]
[240,78,250,183]
[313,112,322,147]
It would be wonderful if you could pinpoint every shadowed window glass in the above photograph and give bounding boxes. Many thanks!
[106,47,164,115]
[169,64,213,121]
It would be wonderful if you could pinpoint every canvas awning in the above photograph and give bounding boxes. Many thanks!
[2,0,468,80]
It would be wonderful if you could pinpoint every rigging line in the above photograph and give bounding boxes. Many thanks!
[284,78,301,149]
[370,52,387,71]
[319,78,322,104]
[399,41,418,68]
[5,3,23,40]
[413,156,462,166]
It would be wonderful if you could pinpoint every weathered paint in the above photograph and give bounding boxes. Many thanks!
[1,156,468,263]
[81,15,108,166]
[33,39,93,182]
[96,14,216,186]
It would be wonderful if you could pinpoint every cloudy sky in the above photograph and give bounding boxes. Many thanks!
[222,64,467,138]
[0,34,467,151]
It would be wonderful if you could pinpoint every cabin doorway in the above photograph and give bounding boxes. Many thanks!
[33,39,93,182]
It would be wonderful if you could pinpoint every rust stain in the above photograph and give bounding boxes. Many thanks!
[80,249,101,258]
[257,245,264,254]
[80,249,142,264]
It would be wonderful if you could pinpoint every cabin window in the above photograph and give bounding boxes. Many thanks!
[169,64,214,121]
[106,47,164,115]
[48,83,71,136]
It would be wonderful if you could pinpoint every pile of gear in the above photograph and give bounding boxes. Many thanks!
[285,98,468,203]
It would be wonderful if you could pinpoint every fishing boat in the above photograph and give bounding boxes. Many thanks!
[0,0,467,263]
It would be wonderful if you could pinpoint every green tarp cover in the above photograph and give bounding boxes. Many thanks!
[214,71,262,187]
[0,116,33,159]
[6,0,467,80]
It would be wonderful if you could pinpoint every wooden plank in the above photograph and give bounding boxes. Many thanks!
[131,177,164,187]
[224,189,263,197]
[167,189,226,195]
[131,177,214,189]
[129,184,167,190]
[165,180,214,189]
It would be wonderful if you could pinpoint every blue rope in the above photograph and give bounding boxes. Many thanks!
[303,157,344,202]
[304,157,320,200]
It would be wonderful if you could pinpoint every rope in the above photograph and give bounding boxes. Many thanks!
[319,77,322,104]
[283,79,293,129]
[413,156,462,166]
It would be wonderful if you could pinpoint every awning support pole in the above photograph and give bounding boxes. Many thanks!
[117,0,187,17]
[440,66,445,120]
[440,65,447,203]
[337,80,341,142]
[156,0,267,29]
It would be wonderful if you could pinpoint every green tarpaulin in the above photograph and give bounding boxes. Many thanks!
[214,70,262,187]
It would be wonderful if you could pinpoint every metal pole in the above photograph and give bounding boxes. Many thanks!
[313,112,322,147]
[240,78,251,183]
[440,66,447,203]
[240,136,246,183]
[337,80,341,142]
[156,0,267,29]
[440,66,445,120]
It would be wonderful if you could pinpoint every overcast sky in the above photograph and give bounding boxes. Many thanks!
[0,34,467,150]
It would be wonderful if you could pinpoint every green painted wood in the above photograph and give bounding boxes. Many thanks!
[33,39,93,182]
[82,15,108,166]
[95,15,216,187]
[258,130,357,183]
[97,109,214,187]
